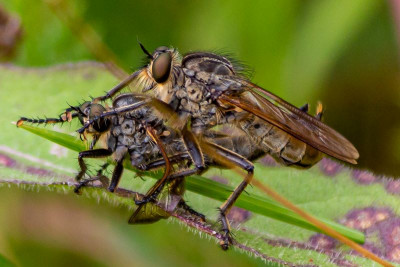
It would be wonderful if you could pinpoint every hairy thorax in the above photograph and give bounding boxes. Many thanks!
[155,55,244,133]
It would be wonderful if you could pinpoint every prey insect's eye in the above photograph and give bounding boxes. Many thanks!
[89,104,110,133]
[152,52,172,83]
[89,104,106,118]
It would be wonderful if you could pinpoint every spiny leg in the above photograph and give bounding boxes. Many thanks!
[74,163,110,194]
[137,153,190,171]
[158,170,206,222]
[129,126,172,223]
[177,199,206,222]
[93,70,143,102]
[77,99,152,134]
[181,125,206,174]
[130,125,209,224]
[136,126,172,203]
[108,159,124,192]
[16,103,85,127]
[201,140,254,250]
[140,128,208,221]
[16,113,78,127]
[76,149,112,182]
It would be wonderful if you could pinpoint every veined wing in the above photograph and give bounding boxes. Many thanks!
[218,79,359,164]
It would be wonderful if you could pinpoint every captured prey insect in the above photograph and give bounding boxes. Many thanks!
[80,45,359,248]
[17,93,259,231]
[17,94,204,223]
[70,93,257,243]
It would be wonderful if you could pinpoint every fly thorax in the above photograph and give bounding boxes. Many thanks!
[185,79,205,103]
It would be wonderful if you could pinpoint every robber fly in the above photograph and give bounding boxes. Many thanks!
[90,45,358,161]
[79,45,358,248]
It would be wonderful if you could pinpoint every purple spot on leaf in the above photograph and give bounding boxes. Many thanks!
[83,71,96,80]
[378,218,400,248]
[319,158,342,177]
[351,170,377,185]
[341,207,392,231]
[25,166,53,177]
[331,258,358,267]
[386,245,400,263]
[308,234,337,250]
[385,179,400,195]
[227,207,251,225]
[259,155,277,167]
[210,176,229,185]
[0,153,16,168]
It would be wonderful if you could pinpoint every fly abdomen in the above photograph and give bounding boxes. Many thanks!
[280,136,306,164]
[242,115,291,154]
[298,145,323,168]
[238,114,322,168]
[261,126,290,154]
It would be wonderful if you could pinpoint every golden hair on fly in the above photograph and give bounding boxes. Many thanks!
[138,48,182,104]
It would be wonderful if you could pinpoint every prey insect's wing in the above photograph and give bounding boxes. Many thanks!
[218,79,359,164]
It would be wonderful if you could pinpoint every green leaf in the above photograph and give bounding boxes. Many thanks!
[0,254,15,267]
[2,63,398,266]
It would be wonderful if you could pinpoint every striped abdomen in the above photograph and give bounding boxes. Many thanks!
[238,115,323,168]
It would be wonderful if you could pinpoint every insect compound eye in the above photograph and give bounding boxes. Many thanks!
[89,104,105,118]
[152,52,172,83]
[89,104,110,133]
[79,101,91,111]
[155,46,169,52]
[76,101,91,125]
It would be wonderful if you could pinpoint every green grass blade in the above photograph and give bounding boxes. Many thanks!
[18,123,365,244]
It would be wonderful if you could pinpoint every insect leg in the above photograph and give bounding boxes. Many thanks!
[77,99,152,134]
[138,153,191,171]
[129,126,172,223]
[168,176,206,221]
[181,126,206,174]
[201,141,254,250]
[74,163,110,194]
[17,102,86,127]
[76,149,112,182]
[141,154,201,180]
[92,69,143,102]
[177,199,206,222]
[108,159,124,192]
[89,135,99,150]
[16,113,79,127]
[140,126,207,180]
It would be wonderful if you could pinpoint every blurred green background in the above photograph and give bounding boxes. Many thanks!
[0,0,399,265]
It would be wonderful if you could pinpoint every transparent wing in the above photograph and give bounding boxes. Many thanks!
[218,79,359,164]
